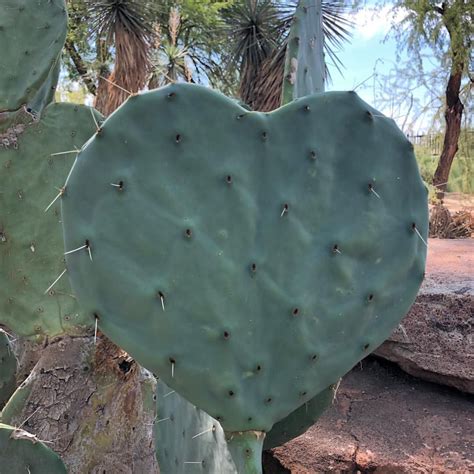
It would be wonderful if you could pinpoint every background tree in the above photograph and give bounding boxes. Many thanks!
[64,0,237,114]
[386,0,473,198]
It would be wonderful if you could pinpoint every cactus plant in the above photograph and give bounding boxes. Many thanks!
[0,0,67,114]
[0,103,101,339]
[0,0,101,340]
[282,0,325,103]
[61,82,428,471]
[155,379,237,473]
[1,0,429,472]
[154,5,336,461]
[0,423,67,473]
[0,330,17,410]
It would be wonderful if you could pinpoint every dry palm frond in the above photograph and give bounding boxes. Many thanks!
[169,7,180,46]
[249,46,286,111]
[448,211,474,238]
[429,204,474,238]
[429,204,453,238]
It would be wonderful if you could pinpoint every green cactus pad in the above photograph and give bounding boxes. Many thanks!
[0,423,66,473]
[0,330,17,410]
[282,0,325,104]
[0,103,101,339]
[155,379,237,473]
[62,84,428,433]
[0,0,67,113]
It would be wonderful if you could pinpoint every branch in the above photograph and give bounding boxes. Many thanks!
[64,38,97,95]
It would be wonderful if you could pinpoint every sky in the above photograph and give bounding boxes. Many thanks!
[325,3,439,134]
[329,4,401,93]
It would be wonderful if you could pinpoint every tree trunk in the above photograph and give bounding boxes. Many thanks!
[432,69,464,200]
[2,335,158,473]
[65,39,97,96]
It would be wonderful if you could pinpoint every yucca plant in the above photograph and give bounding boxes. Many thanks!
[85,0,157,114]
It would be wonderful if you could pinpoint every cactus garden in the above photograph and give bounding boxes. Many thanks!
[1,0,472,473]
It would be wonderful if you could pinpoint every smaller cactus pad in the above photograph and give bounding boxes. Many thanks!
[155,379,236,473]
[0,103,101,339]
[0,423,67,473]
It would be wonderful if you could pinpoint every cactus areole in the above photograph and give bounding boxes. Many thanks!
[62,84,428,435]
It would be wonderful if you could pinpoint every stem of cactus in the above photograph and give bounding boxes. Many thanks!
[282,0,325,105]
[225,431,265,474]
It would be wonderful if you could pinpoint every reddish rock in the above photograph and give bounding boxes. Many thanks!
[375,239,473,394]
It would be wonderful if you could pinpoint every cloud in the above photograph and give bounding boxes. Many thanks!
[350,5,408,40]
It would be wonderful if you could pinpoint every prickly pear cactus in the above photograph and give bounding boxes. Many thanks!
[155,379,237,473]
[0,0,67,113]
[62,82,428,450]
[0,423,67,473]
[0,103,101,339]
[282,0,325,103]
[0,330,17,409]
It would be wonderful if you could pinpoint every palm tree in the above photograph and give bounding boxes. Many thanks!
[85,0,157,115]
[223,0,353,111]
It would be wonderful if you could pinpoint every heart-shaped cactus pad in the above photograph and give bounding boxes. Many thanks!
[62,84,428,433]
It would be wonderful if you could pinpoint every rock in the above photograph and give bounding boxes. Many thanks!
[375,239,473,394]
[265,359,474,473]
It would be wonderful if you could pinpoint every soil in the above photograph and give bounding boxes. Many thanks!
[439,192,474,215]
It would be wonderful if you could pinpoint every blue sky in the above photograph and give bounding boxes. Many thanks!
[324,3,438,133]
[329,4,400,93]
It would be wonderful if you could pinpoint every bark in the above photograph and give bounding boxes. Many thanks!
[94,72,112,116]
[65,39,97,96]
[432,67,464,200]
[2,335,158,473]
[93,39,112,116]
[432,3,466,201]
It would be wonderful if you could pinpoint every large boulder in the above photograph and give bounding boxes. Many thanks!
[375,239,473,393]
